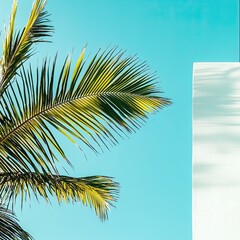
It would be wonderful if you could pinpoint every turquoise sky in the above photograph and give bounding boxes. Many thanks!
[0,0,238,239]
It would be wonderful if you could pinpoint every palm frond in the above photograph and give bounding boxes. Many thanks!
[0,205,32,240]
[0,0,53,94]
[0,48,171,173]
[0,172,119,221]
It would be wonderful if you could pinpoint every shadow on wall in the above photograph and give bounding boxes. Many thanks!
[193,63,240,188]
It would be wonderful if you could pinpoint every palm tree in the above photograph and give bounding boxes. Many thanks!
[0,0,170,238]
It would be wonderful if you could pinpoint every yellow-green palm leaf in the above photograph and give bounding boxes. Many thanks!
[0,172,118,221]
[0,48,170,173]
[0,0,52,95]
[0,1,171,238]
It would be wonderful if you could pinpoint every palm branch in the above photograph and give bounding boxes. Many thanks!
[0,48,170,174]
[0,205,32,240]
[0,172,118,221]
[0,0,52,95]
[0,0,171,238]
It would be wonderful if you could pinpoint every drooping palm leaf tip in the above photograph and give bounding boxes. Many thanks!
[0,206,33,240]
[0,0,171,238]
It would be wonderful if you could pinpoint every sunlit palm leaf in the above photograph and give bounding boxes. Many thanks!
[0,0,52,94]
[0,205,32,240]
[0,48,171,173]
[0,172,118,221]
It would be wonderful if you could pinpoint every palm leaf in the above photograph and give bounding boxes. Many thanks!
[0,205,32,240]
[0,0,53,94]
[0,48,171,173]
[0,172,119,221]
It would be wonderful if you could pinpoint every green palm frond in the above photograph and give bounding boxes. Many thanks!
[0,0,52,94]
[0,0,172,239]
[0,205,32,240]
[0,48,170,173]
[0,172,119,221]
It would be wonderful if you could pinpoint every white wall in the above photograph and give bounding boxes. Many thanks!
[193,63,240,240]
